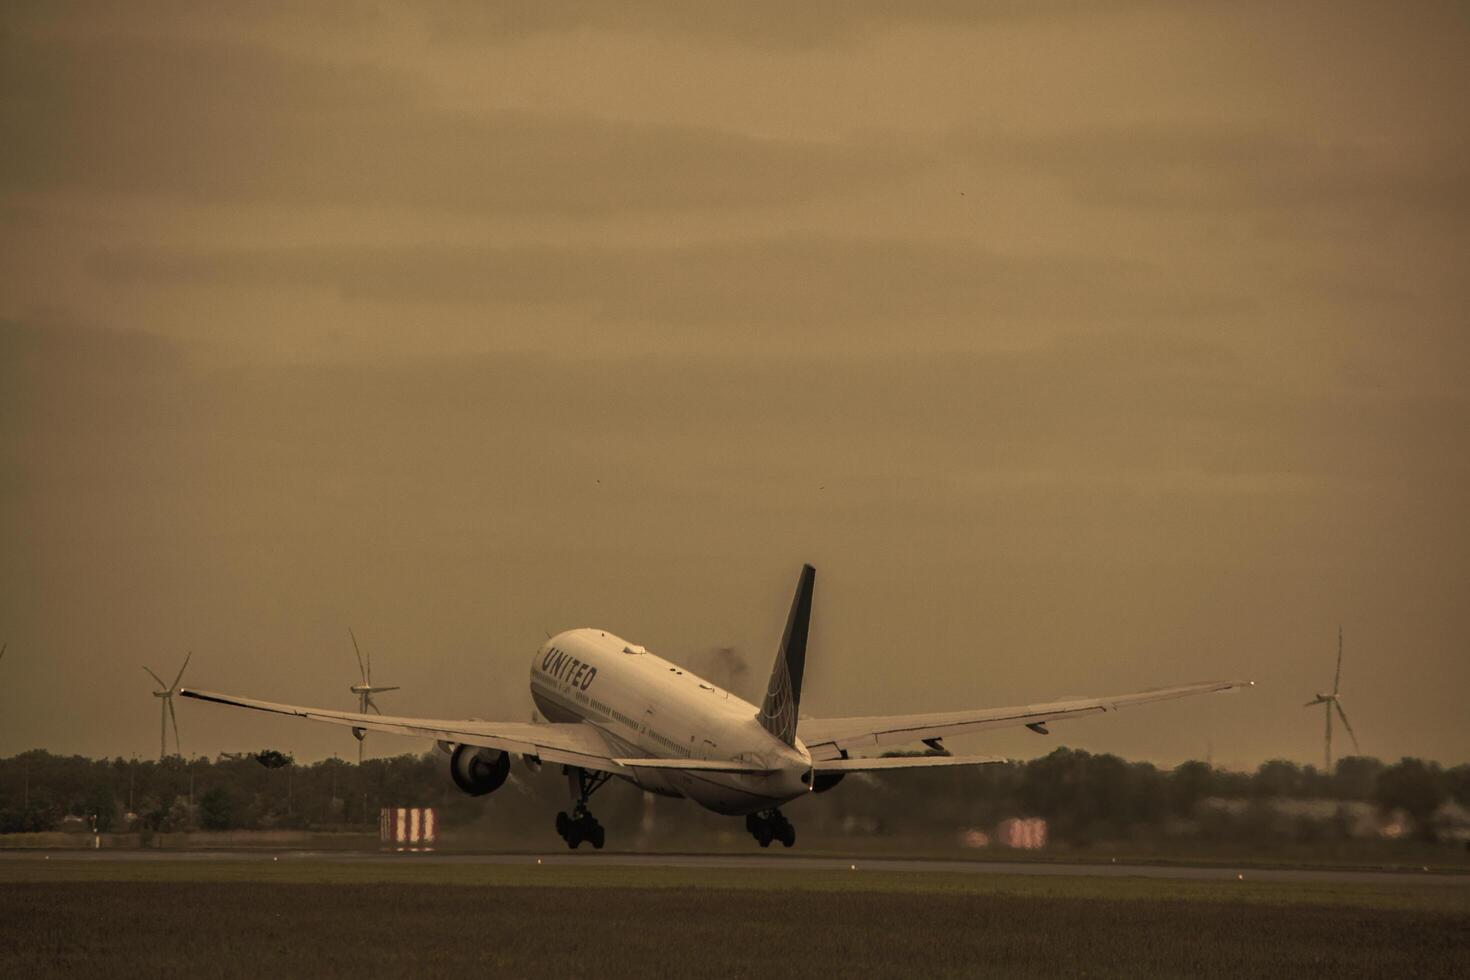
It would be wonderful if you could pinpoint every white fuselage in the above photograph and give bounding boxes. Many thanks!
[529,628,812,815]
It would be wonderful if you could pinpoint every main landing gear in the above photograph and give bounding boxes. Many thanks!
[746,809,795,848]
[556,767,609,850]
[555,806,605,850]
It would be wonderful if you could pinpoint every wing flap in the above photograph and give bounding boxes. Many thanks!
[799,679,1252,760]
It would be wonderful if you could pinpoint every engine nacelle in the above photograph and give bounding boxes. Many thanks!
[811,771,845,794]
[449,744,510,797]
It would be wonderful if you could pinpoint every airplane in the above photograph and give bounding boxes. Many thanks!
[181,564,1250,849]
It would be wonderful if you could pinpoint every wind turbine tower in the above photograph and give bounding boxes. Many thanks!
[1304,627,1361,771]
[348,629,398,765]
[144,653,191,762]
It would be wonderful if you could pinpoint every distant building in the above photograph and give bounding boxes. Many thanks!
[996,817,1047,849]
[958,828,990,849]
[380,807,436,850]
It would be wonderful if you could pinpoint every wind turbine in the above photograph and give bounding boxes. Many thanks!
[144,653,191,762]
[1304,627,1360,771]
[348,629,398,764]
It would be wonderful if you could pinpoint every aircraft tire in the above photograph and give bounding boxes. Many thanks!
[556,812,570,837]
[780,825,795,848]
[591,824,606,849]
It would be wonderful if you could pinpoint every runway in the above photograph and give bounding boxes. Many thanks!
[3,849,1466,886]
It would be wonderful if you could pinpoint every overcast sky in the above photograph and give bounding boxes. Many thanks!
[2,2,1466,769]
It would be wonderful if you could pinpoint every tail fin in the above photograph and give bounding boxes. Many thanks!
[758,564,815,746]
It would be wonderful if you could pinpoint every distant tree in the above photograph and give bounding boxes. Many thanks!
[83,784,117,832]
[1375,758,1446,841]
[1169,761,1216,817]
[1020,747,1090,824]
[254,750,294,770]
[1445,764,1470,809]
[1015,748,1167,842]
[198,786,237,831]
[1332,756,1384,800]
[0,796,59,833]
[1209,767,1253,798]
[1252,760,1304,799]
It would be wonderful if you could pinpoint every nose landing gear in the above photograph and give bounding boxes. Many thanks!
[746,809,795,848]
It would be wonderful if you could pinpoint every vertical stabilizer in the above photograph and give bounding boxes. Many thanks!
[759,564,815,746]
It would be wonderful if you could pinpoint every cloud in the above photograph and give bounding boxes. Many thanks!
[6,1,1160,49]
[0,318,184,425]
[89,236,1248,331]
[0,34,925,213]
[956,125,1470,215]
[408,0,1162,46]
[8,316,1456,579]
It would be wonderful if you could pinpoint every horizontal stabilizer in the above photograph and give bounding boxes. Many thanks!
[611,758,775,774]
[814,754,1006,772]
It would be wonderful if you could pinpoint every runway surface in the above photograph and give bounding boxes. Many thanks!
[3,849,1466,886]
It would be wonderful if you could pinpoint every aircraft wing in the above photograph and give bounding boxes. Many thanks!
[798,679,1252,762]
[180,688,759,775]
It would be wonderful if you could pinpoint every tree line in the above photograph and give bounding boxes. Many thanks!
[1,747,1466,845]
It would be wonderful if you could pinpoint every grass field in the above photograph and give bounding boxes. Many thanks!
[2,860,1466,978]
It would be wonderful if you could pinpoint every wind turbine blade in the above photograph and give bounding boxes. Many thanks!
[1333,627,1343,696]
[143,666,168,689]
[0,642,7,662]
[350,628,367,684]
[1334,701,1361,754]
[367,696,382,715]
[171,651,192,691]
[1324,701,1333,769]
[168,697,182,757]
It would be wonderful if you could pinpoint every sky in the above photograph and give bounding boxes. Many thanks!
[2,2,1467,770]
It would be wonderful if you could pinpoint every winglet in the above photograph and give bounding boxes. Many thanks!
[758,564,815,746]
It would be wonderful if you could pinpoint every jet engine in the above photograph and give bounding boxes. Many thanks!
[811,771,845,793]
[449,744,510,797]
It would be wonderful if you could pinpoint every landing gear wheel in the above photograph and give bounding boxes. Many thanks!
[558,766,610,851]
[747,809,795,849]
